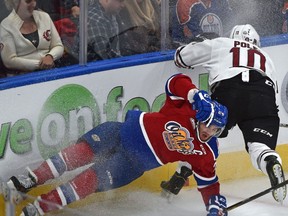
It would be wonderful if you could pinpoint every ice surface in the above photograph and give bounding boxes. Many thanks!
[47,173,288,216]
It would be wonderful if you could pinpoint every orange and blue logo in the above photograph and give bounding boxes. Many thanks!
[162,121,194,155]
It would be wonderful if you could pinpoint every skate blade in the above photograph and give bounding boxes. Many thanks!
[1,181,25,204]
[161,189,175,203]
[272,165,287,204]
[273,187,286,204]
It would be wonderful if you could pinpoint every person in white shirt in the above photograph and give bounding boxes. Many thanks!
[0,0,64,76]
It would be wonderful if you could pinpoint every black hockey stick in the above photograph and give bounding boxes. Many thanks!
[225,179,288,212]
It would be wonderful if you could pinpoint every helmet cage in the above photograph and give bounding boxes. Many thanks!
[196,121,225,143]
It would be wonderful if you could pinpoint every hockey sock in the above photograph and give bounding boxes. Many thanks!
[258,150,282,175]
[39,168,98,213]
[248,142,281,174]
[198,182,220,206]
[33,141,95,184]
[62,141,95,170]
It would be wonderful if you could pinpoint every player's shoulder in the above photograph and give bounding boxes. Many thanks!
[206,137,219,158]
[212,37,233,43]
[206,37,234,48]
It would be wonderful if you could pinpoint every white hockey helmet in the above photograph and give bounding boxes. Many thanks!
[229,24,260,47]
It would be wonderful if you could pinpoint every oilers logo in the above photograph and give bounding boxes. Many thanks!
[200,13,223,36]
[162,121,194,155]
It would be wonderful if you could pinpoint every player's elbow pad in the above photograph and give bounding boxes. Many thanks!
[174,46,191,69]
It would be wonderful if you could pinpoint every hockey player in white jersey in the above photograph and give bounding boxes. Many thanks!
[161,25,287,204]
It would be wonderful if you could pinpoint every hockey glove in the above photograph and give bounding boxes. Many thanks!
[160,166,193,195]
[206,195,227,216]
[210,101,228,128]
[192,90,214,124]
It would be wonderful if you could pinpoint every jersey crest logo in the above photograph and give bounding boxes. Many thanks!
[91,134,100,142]
[162,121,194,155]
[43,30,51,41]
[200,13,223,36]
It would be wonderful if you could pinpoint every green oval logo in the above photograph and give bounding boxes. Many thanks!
[37,84,100,159]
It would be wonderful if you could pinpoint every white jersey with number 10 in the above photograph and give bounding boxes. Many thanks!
[175,37,277,91]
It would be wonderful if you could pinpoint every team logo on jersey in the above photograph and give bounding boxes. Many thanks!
[91,134,100,141]
[162,121,194,155]
[43,30,51,41]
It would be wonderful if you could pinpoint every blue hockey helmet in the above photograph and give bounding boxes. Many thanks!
[196,101,228,142]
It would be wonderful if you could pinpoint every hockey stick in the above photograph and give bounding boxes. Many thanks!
[225,179,288,212]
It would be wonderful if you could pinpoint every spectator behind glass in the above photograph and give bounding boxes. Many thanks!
[54,0,79,58]
[0,0,64,77]
[118,0,161,56]
[0,1,10,78]
[35,0,60,21]
[34,1,80,66]
[62,0,80,19]
[72,0,125,62]
[35,0,79,21]
[170,0,233,44]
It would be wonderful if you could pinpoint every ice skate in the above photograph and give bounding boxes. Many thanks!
[265,155,287,203]
[2,168,37,204]
[20,202,43,216]
[2,181,23,204]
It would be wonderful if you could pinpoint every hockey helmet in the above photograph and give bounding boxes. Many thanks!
[229,24,260,47]
[196,101,228,142]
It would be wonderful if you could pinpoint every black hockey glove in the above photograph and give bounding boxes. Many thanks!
[160,166,193,195]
